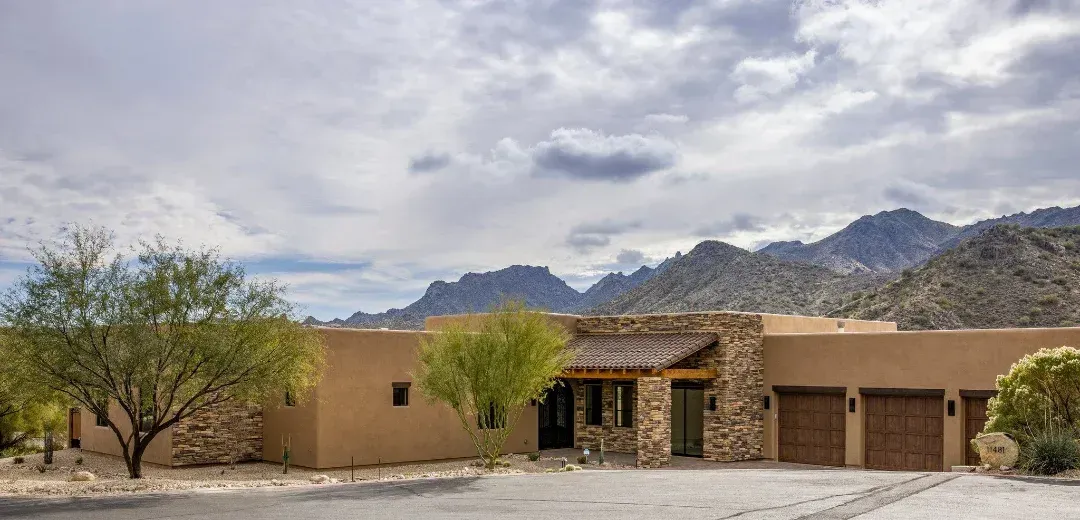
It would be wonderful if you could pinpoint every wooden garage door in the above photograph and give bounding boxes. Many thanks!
[864,394,943,471]
[964,395,992,466]
[778,392,846,466]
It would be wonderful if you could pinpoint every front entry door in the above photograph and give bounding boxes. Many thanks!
[539,381,574,449]
[671,385,704,457]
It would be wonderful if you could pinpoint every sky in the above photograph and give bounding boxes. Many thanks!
[2,0,1080,321]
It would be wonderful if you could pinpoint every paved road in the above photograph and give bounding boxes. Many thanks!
[2,469,1079,519]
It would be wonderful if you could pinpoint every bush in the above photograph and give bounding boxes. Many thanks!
[1019,429,1080,475]
[986,347,1080,439]
[75,456,84,465]
[12,456,24,464]
[577,455,587,464]
[1040,295,1061,306]
[527,452,540,462]
[35,464,46,473]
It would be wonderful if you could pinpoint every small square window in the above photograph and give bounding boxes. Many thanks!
[284,390,296,407]
[393,382,410,407]
[585,384,603,426]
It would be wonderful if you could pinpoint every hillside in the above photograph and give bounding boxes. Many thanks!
[759,209,959,273]
[837,225,1080,330]
[760,204,1080,274]
[590,240,885,316]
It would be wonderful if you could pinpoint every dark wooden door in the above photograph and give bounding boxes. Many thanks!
[539,382,573,449]
[965,397,990,466]
[865,395,943,471]
[778,393,846,466]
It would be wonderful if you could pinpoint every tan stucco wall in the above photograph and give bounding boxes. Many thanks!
[79,402,173,466]
[263,328,538,469]
[425,312,579,334]
[759,313,897,334]
[763,327,1080,470]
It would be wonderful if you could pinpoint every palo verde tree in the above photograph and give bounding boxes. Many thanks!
[985,346,1080,440]
[0,226,325,478]
[413,300,573,469]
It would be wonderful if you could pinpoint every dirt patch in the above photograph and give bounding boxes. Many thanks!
[0,449,622,497]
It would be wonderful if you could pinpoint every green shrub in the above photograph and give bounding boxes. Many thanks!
[1040,295,1061,306]
[75,456,84,465]
[12,456,24,464]
[986,347,1080,439]
[527,452,540,462]
[1052,277,1068,286]
[1019,429,1080,475]
[1029,306,1043,316]
[975,287,986,296]
[940,280,954,289]
[577,455,587,464]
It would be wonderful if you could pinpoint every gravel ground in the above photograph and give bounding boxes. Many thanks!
[0,449,632,497]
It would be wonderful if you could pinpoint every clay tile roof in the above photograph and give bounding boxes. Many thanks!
[566,332,718,370]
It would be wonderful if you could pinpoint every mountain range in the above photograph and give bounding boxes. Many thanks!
[305,204,1080,330]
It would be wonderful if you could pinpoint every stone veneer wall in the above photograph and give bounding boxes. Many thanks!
[171,401,263,466]
[576,312,765,462]
[571,379,637,453]
[635,377,671,468]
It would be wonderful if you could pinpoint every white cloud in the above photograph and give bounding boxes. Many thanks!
[732,50,818,103]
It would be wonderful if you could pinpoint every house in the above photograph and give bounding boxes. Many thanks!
[75,310,1080,471]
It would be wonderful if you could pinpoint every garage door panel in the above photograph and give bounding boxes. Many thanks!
[778,392,846,467]
[864,394,944,471]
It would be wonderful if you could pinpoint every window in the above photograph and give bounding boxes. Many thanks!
[478,402,506,429]
[614,383,633,427]
[95,397,109,427]
[284,390,296,407]
[392,382,410,407]
[585,383,603,426]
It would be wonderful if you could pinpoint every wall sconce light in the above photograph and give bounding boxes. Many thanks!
[762,396,770,410]
[709,396,717,411]
[848,397,856,413]
[947,400,956,416]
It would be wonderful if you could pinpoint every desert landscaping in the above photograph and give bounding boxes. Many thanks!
[0,449,632,497]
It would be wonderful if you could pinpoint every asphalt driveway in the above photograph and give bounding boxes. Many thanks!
[2,468,1078,519]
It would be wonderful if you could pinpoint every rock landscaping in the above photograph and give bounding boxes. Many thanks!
[0,449,621,497]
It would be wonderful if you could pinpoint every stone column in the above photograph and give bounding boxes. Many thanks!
[635,377,671,468]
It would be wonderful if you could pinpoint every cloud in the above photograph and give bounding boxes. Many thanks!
[524,128,680,182]
[695,213,768,237]
[1,0,1079,319]
[732,50,818,103]
[565,220,642,253]
[615,248,646,265]
[407,151,452,174]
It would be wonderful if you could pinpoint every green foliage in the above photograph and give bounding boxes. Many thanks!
[0,225,326,478]
[1019,428,1080,475]
[527,452,540,462]
[12,456,24,464]
[75,456,84,465]
[414,300,572,469]
[577,455,588,464]
[0,336,67,453]
[1040,294,1062,306]
[985,347,1080,439]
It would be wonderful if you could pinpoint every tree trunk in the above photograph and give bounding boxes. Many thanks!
[128,443,146,479]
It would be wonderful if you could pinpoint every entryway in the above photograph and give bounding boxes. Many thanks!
[538,381,574,450]
[671,384,704,457]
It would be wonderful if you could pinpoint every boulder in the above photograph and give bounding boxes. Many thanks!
[310,474,332,484]
[70,471,96,482]
[971,432,1019,469]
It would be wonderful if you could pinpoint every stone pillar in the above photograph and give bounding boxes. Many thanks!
[635,377,671,468]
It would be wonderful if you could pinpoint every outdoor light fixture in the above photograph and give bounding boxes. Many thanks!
[762,396,770,410]
[947,400,956,416]
[848,397,856,413]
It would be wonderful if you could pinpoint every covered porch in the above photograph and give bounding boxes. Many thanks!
[542,331,721,468]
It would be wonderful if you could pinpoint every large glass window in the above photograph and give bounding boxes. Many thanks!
[614,383,633,427]
[585,384,603,426]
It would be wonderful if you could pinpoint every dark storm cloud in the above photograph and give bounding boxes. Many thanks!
[615,248,646,265]
[529,129,679,182]
[408,151,452,174]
